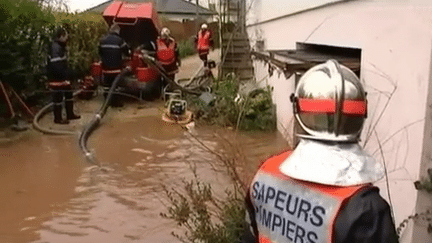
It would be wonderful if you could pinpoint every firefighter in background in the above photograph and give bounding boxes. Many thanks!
[156,27,180,86]
[195,23,213,67]
[243,60,398,243]
[99,23,130,107]
[47,27,80,124]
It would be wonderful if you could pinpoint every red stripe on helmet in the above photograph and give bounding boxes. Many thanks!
[342,100,367,115]
[298,99,336,113]
[298,98,366,115]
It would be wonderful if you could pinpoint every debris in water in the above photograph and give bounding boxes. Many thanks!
[131,148,153,154]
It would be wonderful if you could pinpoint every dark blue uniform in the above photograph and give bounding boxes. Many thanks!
[99,32,129,70]
[47,40,70,80]
[47,40,79,123]
[98,32,130,107]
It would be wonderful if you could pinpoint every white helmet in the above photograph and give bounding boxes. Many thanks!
[201,24,208,29]
[291,59,367,142]
[161,27,170,38]
[281,60,384,186]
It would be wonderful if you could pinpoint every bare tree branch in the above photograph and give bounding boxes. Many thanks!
[375,129,396,224]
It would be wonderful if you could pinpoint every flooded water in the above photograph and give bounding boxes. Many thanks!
[0,103,288,243]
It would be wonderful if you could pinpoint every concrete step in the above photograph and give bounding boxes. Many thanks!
[222,34,249,41]
[222,64,254,69]
[222,67,254,73]
[222,41,250,47]
[221,68,254,79]
[223,58,253,64]
[222,47,250,53]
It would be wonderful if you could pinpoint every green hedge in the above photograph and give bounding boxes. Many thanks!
[178,39,197,59]
[0,0,109,109]
[55,12,107,77]
[0,0,56,92]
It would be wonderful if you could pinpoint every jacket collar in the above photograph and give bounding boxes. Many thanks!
[279,138,384,186]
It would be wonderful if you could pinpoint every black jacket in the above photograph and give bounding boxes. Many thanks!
[47,40,69,80]
[98,32,129,70]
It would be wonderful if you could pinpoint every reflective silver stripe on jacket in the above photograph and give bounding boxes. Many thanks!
[100,44,121,49]
[102,69,122,74]
[50,56,67,62]
[251,173,337,243]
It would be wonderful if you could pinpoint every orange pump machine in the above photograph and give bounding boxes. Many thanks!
[91,1,163,99]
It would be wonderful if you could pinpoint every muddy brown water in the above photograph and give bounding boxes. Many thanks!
[0,103,288,243]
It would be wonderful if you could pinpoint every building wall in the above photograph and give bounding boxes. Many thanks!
[247,0,343,25]
[161,13,213,22]
[247,1,432,241]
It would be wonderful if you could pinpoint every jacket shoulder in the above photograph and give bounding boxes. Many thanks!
[100,33,123,43]
[258,150,292,169]
[335,186,398,242]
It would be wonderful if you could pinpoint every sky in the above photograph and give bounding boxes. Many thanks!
[66,0,108,12]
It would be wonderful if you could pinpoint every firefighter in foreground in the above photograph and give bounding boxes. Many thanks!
[243,60,398,243]
[195,23,213,67]
[99,23,130,107]
[156,27,180,86]
[47,27,81,124]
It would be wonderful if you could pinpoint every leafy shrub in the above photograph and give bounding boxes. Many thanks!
[0,0,107,107]
[178,39,196,59]
[0,0,56,93]
[191,75,276,131]
[54,12,107,77]
[161,134,250,243]
[239,89,276,131]
[162,176,246,243]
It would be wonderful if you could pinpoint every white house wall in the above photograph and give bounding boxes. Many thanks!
[161,13,213,22]
[247,1,432,241]
[246,0,344,25]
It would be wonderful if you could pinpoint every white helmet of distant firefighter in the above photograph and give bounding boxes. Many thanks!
[161,27,170,38]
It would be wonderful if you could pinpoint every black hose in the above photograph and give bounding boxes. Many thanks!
[78,68,130,165]
[33,90,143,136]
[78,54,210,164]
[141,54,202,96]
[32,90,82,136]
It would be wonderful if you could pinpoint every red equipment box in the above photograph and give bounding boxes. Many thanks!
[102,1,161,50]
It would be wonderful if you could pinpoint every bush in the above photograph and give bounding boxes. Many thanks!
[0,0,56,93]
[54,12,107,77]
[161,134,250,243]
[46,12,108,79]
[0,0,107,108]
[178,39,196,59]
[191,75,277,131]
[162,176,246,243]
